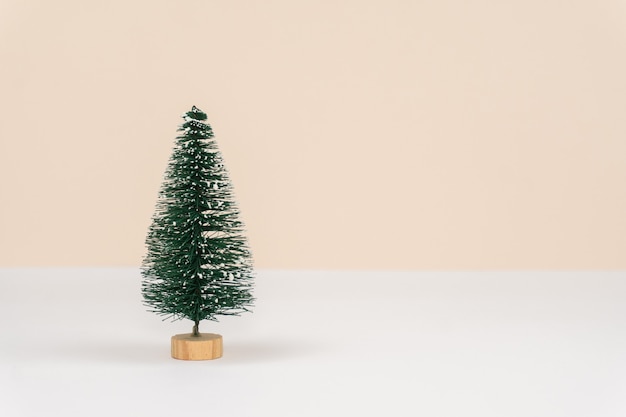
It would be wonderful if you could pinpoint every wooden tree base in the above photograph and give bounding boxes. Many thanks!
[171,333,223,360]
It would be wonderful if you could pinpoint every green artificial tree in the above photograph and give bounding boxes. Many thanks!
[141,106,254,359]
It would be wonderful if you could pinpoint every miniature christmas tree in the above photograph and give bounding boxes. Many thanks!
[141,106,254,360]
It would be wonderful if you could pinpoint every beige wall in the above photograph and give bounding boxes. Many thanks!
[1,0,625,269]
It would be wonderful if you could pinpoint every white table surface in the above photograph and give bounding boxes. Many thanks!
[1,268,625,417]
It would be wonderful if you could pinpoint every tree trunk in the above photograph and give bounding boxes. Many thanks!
[192,320,200,336]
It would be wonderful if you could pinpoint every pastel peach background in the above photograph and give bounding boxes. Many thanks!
[1,0,625,269]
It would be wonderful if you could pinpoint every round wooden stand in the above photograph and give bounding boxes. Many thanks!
[171,333,223,360]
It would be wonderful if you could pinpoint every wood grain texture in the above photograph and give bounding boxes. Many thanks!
[171,333,223,360]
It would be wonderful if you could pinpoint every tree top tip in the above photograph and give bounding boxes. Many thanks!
[186,106,208,121]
